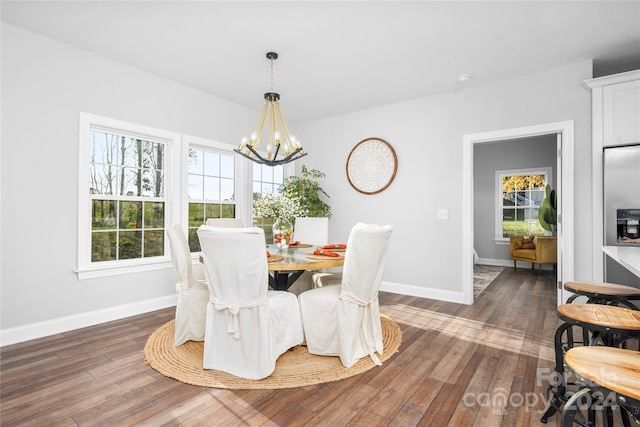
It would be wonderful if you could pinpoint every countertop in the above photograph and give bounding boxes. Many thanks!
[603,246,640,278]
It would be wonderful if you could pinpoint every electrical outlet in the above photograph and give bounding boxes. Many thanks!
[437,209,449,220]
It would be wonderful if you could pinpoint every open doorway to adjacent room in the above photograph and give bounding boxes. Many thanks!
[462,122,575,305]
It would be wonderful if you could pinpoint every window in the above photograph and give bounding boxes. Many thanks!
[496,168,552,239]
[186,147,237,252]
[182,134,250,254]
[252,162,285,240]
[253,162,284,196]
[78,115,264,278]
[89,131,166,261]
[78,113,180,279]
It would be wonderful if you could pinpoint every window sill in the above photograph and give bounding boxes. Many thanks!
[76,258,172,280]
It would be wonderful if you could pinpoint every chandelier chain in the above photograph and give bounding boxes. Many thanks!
[270,57,275,92]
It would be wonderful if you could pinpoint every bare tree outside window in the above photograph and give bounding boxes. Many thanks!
[89,130,166,262]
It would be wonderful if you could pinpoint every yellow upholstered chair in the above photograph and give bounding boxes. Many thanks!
[509,235,557,272]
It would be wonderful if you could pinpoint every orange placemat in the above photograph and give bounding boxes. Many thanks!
[289,243,313,249]
[267,254,284,262]
[305,253,345,260]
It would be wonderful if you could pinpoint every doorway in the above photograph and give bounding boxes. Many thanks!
[462,121,575,305]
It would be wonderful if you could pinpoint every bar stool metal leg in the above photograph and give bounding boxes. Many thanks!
[541,322,584,423]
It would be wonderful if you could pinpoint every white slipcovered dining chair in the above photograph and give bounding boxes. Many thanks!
[205,217,244,228]
[166,224,210,346]
[293,217,329,245]
[289,217,331,295]
[197,225,304,379]
[298,222,393,368]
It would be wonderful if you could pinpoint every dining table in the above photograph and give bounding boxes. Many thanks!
[199,243,345,291]
[266,243,345,291]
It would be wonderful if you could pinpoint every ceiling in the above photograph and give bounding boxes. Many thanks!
[2,1,640,123]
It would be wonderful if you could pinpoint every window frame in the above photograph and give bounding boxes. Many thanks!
[495,167,553,242]
[182,134,251,253]
[77,113,181,279]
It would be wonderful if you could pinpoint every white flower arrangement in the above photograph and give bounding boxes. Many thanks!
[252,193,303,224]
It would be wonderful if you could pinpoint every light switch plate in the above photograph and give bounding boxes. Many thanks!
[437,209,449,220]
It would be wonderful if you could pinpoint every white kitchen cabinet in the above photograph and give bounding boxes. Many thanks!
[585,69,640,282]
[586,70,640,147]
[603,79,640,146]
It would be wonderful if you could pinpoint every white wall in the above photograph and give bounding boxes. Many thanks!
[0,24,257,341]
[296,60,593,300]
[1,22,595,343]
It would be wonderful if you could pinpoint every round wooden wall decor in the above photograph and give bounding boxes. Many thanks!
[346,137,398,194]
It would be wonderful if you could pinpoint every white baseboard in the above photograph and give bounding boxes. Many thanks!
[477,258,554,271]
[0,294,178,347]
[476,258,512,267]
[380,281,466,304]
[7,271,532,347]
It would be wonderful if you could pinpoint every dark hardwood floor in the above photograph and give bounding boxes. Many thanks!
[1,268,572,426]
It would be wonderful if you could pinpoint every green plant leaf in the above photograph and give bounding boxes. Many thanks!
[538,184,557,232]
[280,165,331,218]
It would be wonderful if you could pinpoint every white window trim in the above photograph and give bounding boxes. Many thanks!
[494,166,553,242]
[77,113,181,279]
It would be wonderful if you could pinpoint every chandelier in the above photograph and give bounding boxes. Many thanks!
[234,52,307,166]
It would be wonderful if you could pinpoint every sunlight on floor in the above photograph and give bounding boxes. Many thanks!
[382,303,555,362]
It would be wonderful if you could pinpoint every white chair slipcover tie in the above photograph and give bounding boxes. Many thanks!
[340,291,381,365]
[210,295,267,339]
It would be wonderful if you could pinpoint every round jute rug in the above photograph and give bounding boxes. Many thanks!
[144,315,402,389]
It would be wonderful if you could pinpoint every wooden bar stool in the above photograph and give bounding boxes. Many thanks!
[540,304,640,424]
[562,346,640,426]
[565,281,640,310]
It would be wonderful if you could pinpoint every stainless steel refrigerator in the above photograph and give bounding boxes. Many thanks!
[603,143,640,286]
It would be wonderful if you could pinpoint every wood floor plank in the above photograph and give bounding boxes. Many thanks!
[303,383,380,427]
[364,354,436,420]
[391,377,447,426]
[345,408,389,427]
[429,338,479,385]
[2,370,157,426]
[0,268,565,426]
[132,390,216,427]
[88,383,203,427]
